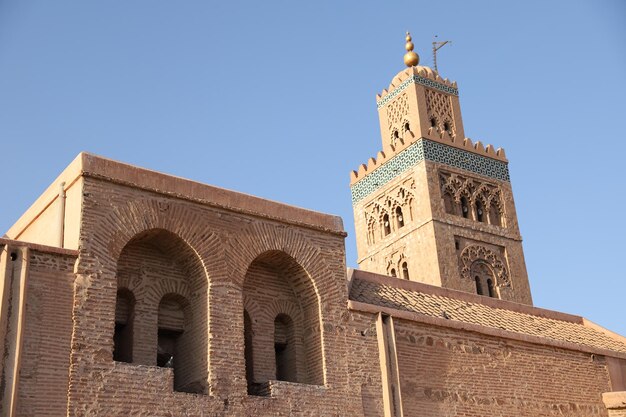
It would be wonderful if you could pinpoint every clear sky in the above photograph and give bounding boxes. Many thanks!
[1,1,625,335]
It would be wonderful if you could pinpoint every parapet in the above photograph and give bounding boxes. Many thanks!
[350,136,507,185]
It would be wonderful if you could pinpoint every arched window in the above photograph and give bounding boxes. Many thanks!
[116,229,208,394]
[157,296,184,368]
[475,200,485,222]
[474,276,483,295]
[114,288,135,363]
[460,196,470,219]
[471,261,499,299]
[274,314,297,382]
[487,279,496,298]
[390,268,397,278]
[404,121,410,132]
[244,310,255,394]
[383,213,391,236]
[489,204,502,227]
[401,262,409,280]
[395,206,404,229]
[243,251,323,388]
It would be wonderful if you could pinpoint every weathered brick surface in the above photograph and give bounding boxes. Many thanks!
[2,167,623,416]
[17,250,76,416]
[63,177,366,415]
[395,318,611,416]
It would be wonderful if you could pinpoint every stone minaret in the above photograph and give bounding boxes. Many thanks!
[350,33,532,305]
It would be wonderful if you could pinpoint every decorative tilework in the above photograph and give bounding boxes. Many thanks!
[377,75,459,109]
[351,139,510,204]
[351,142,424,204]
[422,140,510,182]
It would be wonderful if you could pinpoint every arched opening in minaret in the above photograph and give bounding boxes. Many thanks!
[460,197,470,219]
[244,310,255,394]
[471,261,499,299]
[401,262,409,280]
[395,206,404,229]
[392,130,400,146]
[443,121,452,134]
[474,276,483,295]
[430,117,437,128]
[475,200,485,222]
[274,314,297,383]
[404,121,411,132]
[114,288,135,363]
[487,279,496,298]
[489,204,502,227]
[383,213,391,236]
[390,268,397,278]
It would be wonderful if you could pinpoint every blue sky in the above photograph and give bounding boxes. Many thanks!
[1,1,625,335]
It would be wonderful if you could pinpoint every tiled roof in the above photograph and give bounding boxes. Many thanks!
[349,276,626,354]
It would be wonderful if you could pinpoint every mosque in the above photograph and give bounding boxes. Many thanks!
[1,34,625,416]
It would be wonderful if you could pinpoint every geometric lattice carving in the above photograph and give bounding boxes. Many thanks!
[459,245,510,287]
[439,170,505,226]
[364,180,415,245]
[377,74,459,109]
[425,89,455,136]
[386,93,409,127]
[350,139,510,204]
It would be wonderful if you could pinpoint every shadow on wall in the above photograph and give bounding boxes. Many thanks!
[243,250,324,395]
[114,228,208,394]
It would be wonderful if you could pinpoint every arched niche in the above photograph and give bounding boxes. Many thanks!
[115,228,208,394]
[242,250,324,393]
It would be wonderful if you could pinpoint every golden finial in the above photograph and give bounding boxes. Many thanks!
[403,32,419,67]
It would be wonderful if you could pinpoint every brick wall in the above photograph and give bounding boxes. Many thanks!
[17,249,76,416]
[394,318,611,416]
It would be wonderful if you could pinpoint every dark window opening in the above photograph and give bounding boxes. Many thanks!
[430,117,437,128]
[404,122,410,132]
[475,200,485,222]
[454,239,460,250]
[113,289,134,363]
[383,214,391,236]
[460,197,470,219]
[395,206,404,228]
[487,279,495,298]
[443,121,451,133]
[475,276,483,295]
[390,268,397,278]
[401,262,409,280]
[393,130,399,141]
[157,328,181,368]
[274,314,297,382]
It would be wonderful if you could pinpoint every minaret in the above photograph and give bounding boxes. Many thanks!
[350,33,532,305]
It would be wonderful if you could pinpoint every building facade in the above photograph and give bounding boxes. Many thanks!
[1,39,626,416]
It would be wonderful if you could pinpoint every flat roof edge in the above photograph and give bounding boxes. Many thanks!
[80,153,345,236]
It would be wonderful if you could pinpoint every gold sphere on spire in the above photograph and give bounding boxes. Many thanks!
[403,31,419,67]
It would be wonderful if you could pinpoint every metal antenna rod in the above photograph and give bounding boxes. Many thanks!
[432,35,451,73]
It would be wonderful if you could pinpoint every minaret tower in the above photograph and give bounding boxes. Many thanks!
[350,33,532,305]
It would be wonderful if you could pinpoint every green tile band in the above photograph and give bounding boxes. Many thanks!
[377,75,459,109]
[350,139,510,204]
